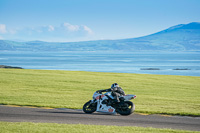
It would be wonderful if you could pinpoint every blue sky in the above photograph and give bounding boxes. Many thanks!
[0,0,200,42]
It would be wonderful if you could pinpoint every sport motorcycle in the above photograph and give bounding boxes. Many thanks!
[83,91,136,115]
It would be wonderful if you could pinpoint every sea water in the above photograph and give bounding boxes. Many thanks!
[0,51,200,76]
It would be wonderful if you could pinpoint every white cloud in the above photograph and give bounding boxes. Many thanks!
[0,22,94,42]
[63,23,79,31]
[0,24,7,34]
[82,25,93,34]
[48,25,54,31]
[62,22,93,34]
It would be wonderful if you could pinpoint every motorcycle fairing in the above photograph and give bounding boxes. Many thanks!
[123,95,137,101]
[95,93,116,114]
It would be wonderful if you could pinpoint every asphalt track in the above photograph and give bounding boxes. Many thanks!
[0,105,200,131]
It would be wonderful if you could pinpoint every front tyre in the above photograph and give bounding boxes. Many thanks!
[117,101,135,116]
[83,100,97,114]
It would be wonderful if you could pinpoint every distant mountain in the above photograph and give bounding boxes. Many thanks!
[0,22,200,52]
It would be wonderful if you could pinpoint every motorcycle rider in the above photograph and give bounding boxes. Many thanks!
[96,83,125,103]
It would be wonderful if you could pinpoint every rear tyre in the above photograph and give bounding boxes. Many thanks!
[117,101,135,116]
[83,100,97,114]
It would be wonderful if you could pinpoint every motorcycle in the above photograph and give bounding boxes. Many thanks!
[83,91,136,115]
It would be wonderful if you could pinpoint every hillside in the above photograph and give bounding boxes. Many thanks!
[0,22,200,51]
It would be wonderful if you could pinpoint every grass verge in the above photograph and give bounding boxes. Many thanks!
[0,121,199,133]
[0,69,200,116]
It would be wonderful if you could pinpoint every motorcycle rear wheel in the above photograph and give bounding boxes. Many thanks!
[117,101,135,116]
[83,100,97,114]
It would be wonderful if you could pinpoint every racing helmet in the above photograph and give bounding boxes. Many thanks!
[111,83,119,88]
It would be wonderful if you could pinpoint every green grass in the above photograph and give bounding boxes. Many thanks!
[0,69,200,116]
[0,121,199,133]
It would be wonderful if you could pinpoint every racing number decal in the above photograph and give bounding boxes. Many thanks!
[95,95,105,100]
[108,108,114,112]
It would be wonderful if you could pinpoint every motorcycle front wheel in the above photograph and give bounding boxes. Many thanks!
[117,101,135,116]
[83,100,97,114]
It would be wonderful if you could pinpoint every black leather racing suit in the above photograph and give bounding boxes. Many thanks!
[97,87,125,102]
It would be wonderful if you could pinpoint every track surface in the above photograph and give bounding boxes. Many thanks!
[0,105,200,131]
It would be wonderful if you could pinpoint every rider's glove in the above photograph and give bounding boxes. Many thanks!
[96,90,102,94]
